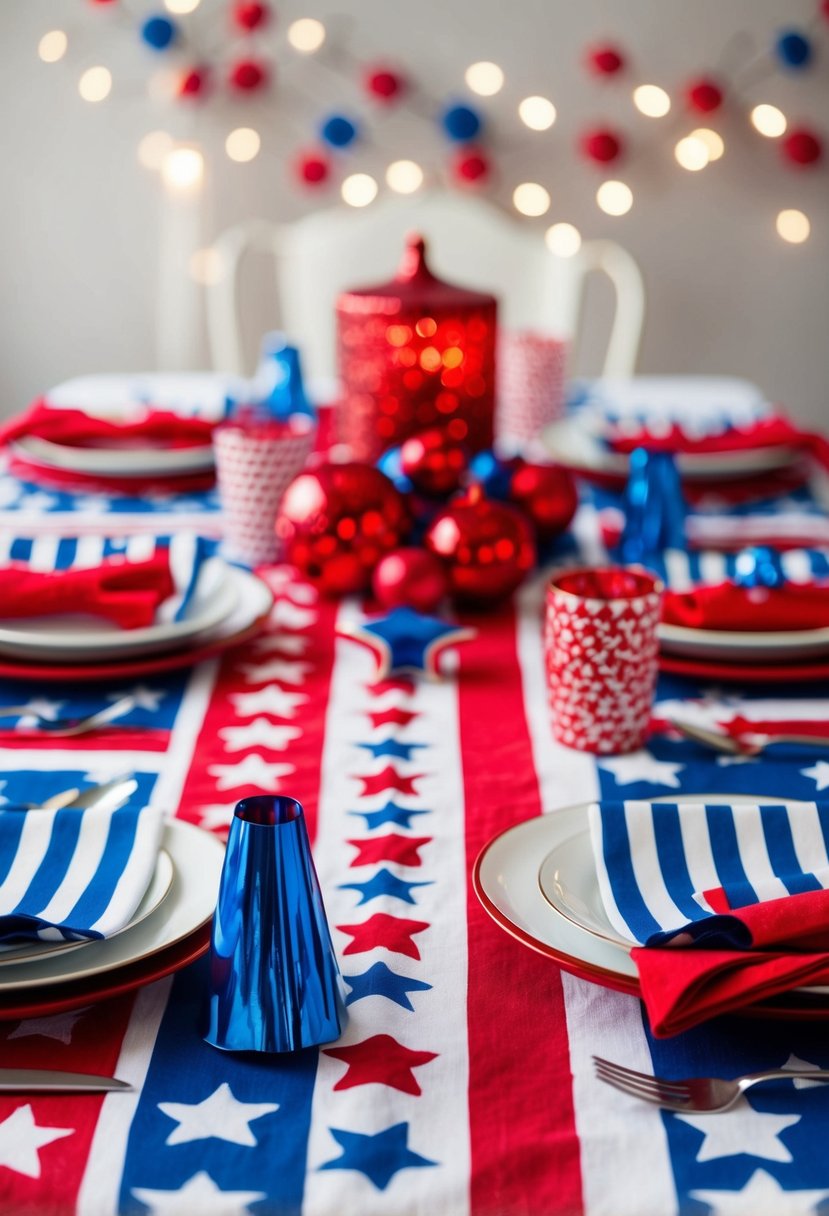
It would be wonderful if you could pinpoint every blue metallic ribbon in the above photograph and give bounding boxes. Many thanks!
[260,337,316,423]
[205,795,347,1054]
[733,546,787,589]
[619,447,687,564]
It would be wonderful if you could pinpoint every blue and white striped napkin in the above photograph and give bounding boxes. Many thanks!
[0,803,165,944]
[588,800,829,946]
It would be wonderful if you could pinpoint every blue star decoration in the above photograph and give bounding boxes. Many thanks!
[339,607,475,680]
[339,868,433,906]
[343,961,432,1010]
[348,801,431,831]
[320,1123,437,1190]
[356,738,427,761]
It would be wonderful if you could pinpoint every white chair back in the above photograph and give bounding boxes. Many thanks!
[206,191,645,387]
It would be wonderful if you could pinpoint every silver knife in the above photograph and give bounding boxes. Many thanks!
[0,1069,131,1092]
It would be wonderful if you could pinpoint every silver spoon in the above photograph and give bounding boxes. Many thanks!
[0,695,136,738]
[671,718,829,757]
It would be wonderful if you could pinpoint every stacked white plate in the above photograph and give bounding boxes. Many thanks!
[10,435,215,480]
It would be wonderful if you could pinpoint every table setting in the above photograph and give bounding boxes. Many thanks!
[2,247,829,1216]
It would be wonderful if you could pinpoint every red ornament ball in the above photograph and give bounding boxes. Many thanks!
[372,548,449,613]
[587,44,625,75]
[295,150,330,186]
[509,463,578,541]
[229,59,268,92]
[178,67,209,98]
[365,66,405,102]
[400,429,468,498]
[782,127,823,166]
[454,147,490,185]
[580,128,623,164]
[276,462,411,596]
[233,2,270,31]
[686,77,723,113]
[424,486,536,604]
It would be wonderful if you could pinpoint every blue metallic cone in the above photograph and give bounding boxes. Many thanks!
[204,796,347,1054]
[620,447,687,564]
[260,337,316,424]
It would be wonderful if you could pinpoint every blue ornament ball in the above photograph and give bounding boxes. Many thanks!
[377,446,414,494]
[775,29,812,68]
[320,115,358,149]
[468,450,514,500]
[442,103,482,142]
[141,15,177,50]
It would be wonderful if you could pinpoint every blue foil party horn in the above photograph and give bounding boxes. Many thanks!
[620,447,687,563]
[204,795,347,1054]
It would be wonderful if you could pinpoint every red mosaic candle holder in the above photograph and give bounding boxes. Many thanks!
[336,234,498,462]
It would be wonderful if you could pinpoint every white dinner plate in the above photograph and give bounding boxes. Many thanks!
[13,435,215,476]
[0,556,238,661]
[474,795,829,1001]
[658,621,829,662]
[0,848,174,966]
[0,819,222,992]
[543,416,798,482]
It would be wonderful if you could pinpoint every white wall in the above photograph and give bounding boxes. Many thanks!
[0,0,827,421]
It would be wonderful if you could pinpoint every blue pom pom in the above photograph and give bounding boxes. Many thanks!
[320,115,358,149]
[775,30,812,68]
[441,103,482,142]
[141,15,177,50]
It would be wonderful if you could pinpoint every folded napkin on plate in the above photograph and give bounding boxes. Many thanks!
[0,554,175,630]
[0,401,215,450]
[662,581,829,632]
[0,803,164,943]
[589,798,829,1035]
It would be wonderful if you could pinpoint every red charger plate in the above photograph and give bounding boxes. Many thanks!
[660,653,829,684]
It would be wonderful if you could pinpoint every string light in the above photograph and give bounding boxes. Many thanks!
[596,180,633,215]
[776,209,810,243]
[188,247,226,284]
[691,128,724,161]
[341,173,378,207]
[161,145,204,193]
[674,134,710,171]
[78,66,112,103]
[164,0,201,12]
[633,84,671,117]
[465,61,504,96]
[518,96,556,131]
[287,18,325,52]
[386,160,424,193]
[38,31,67,63]
[225,127,261,162]
[751,104,787,137]
[545,223,582,257]
[512,182,551,217]
[137,130,174,170]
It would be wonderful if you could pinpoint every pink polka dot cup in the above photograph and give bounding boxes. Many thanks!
[544,566,664,754]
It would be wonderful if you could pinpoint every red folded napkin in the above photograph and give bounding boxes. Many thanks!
[0,554,175,630]
[0,400,215,450]
[633,887,829,1037]
[609,415,810,456]
[662,582,829,632]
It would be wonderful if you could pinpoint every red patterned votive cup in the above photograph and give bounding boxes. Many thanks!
[214,420,314,567]
[496,330,567,449]
[544,566,664,754]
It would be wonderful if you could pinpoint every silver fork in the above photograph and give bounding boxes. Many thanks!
[593,1055,829,1113]
[0,695,136,738]
[670,719,829,757]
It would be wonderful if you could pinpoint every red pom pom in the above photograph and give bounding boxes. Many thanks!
[228,59,268,92]
[372,548,449,613]
[364,66,405,102]
[233,2,270,31]
[178,67,209,98]
[782,127,823,166]
[295,150,330,186]
[276,463,411,596]
[587,44,625,75]
[508,463,578,541]
[400,429,468,498]
[686,77,723,113]
[424,486,536,604]
[580,127,623,164]
[453,147,490,184]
